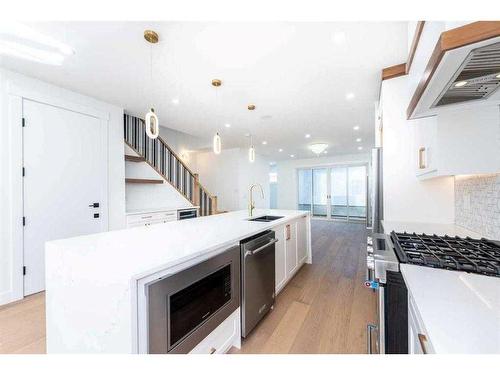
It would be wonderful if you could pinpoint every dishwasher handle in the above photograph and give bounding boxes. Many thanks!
[244,238,278,257]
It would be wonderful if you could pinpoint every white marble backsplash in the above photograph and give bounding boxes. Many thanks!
[454,174,500,240]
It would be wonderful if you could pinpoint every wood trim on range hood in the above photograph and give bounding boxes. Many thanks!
[381,21,426,82]
[406,21,426,74]
[407,21,500,120]
[382,63,407,80]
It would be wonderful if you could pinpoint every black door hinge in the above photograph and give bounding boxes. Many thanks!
[22,167,25,177]
[23,266,26,275]
[22,118,25,127]
[23,217,26,226]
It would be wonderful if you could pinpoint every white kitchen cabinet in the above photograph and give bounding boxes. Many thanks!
[285,221,298,276]
[126,210,177,228]
[296,215,308,265]
[414,106,500,180]
[274,223,287,292]
[408,293,435,354]
[189,309,241,354]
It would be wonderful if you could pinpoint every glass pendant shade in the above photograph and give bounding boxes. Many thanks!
[145,108,159,139]
[213,132,221,154]
[249,146,256,163]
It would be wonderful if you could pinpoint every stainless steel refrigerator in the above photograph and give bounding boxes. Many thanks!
[370,147,383,234]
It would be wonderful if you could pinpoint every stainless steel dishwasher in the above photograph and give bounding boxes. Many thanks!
[240,230,277,338]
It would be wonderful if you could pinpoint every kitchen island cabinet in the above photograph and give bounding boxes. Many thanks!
[45,209,311,353]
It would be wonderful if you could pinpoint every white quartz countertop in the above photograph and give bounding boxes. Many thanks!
[126,205,198,215]
[401,264,500,353]
[382,220,483,238]
[46,209,309,281]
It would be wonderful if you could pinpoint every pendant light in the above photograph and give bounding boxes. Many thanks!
[144,30,159,139]
[213,132,222,154]
[249,142,256,163]
[212,79,222,154]
[247,104,256,162]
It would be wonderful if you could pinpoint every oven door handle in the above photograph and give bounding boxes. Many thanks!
[245,238,279,257]
[367,324,378,354]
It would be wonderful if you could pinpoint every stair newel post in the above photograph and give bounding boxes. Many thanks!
[193,173,201,207]
[211,196,218,215]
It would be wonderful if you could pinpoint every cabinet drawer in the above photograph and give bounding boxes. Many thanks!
[127,210,176,225]
[189,309,240,354]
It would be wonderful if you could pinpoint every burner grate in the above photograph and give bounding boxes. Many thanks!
[390,231,500,277]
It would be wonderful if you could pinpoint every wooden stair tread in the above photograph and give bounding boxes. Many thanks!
[125,155,145,162]
[125,178,163,184]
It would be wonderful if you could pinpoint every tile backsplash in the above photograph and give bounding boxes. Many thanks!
[455,174,500,239]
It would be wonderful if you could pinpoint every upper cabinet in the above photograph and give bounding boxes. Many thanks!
[414,105,500,180]
[407,22,500,120]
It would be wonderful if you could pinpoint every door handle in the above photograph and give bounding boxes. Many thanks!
[89,202,100,208]
[367,324,377,354]
[245,239,279,257]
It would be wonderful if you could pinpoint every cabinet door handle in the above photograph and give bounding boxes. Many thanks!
[209,347,216,354]
[418,147,427,169]
[418,333,428,354]
[286,224,291,240]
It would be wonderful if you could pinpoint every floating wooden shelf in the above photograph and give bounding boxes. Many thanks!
[125,155,145,162]
[125,178,163,184]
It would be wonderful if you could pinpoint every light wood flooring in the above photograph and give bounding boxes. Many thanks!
[0,220,376,354]
[230,220,377,354]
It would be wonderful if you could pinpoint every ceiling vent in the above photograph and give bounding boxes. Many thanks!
[433,42,500,107]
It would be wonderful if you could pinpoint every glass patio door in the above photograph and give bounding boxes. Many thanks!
[312,168,330,218]
[298,164,367,221]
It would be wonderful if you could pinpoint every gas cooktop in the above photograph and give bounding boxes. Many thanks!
[390,231,500,277]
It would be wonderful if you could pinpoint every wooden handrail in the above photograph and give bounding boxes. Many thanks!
[124,113,218,215]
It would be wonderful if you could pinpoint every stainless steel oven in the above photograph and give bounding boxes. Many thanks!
[147,246,240,354]
[366,233,407,354]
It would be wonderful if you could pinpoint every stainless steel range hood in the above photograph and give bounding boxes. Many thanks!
[433,42,500,107]
[407,22,500,120]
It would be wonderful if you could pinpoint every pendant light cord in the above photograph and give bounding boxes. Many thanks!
[150,43,153,110]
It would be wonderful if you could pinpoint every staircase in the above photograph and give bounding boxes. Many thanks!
[123,113,218,216]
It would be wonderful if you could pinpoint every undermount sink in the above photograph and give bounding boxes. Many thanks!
[247,215,284,222]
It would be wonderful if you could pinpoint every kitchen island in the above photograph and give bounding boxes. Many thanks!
[45,209,311,353]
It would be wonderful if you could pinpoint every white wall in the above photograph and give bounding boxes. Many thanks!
[193,148,270,212]
[158,125,209,171]
[0,68,126,305]
[275,153,371,210]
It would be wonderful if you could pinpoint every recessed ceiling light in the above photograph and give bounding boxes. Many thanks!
[332,31,346,45]
[262,141,267,145]
[171,98,180,105]
[454,81,468,87]
[305,134,311,138]
[353,126,360,131]
[346,93,355,100]
[290,154,295,158]
[225,123,231,128]
[278,148,283,152]
[358,146,363,150]
[356,138,362,142]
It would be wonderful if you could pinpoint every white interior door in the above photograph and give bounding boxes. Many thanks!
[23,99,107,296]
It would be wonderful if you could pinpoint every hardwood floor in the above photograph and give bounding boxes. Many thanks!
[0,292,46,354]
[231,220,377,354]
[0,220,376,354]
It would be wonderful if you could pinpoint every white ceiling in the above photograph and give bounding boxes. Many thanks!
[0,22,408,160]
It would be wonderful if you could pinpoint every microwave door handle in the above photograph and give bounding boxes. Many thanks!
[246,238,279,257]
